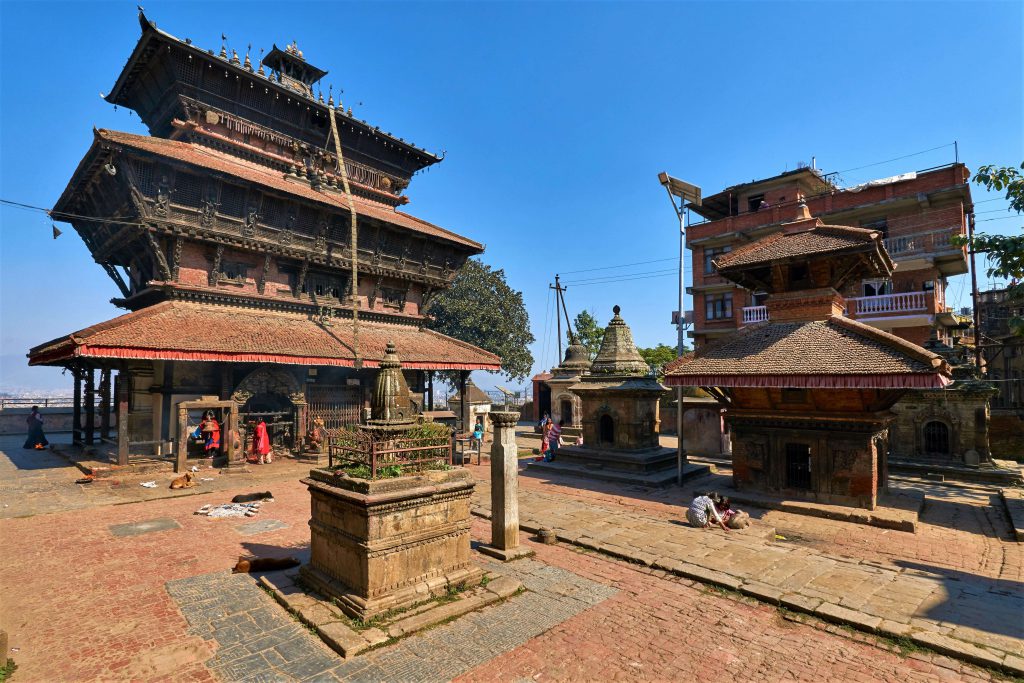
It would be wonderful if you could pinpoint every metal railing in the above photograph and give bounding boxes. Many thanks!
[848,292,927,315]
[327,430,454,479]
[0,396,100,409]
[741,305,769,324]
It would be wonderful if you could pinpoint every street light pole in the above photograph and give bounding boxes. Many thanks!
[658,172,701,487]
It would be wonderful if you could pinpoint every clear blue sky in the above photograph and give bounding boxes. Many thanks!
[1,1,1021,394]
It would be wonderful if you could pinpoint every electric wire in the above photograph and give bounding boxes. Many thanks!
[829,143,956,176]
[563,267,678,285]
[558,257,677,276]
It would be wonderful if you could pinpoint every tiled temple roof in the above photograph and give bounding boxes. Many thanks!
[664,316,949,389]
[28,301,501,370]
[713,224,883,271]
[90,129,482,249]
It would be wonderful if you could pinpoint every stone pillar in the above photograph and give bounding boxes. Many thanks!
[116,372,130,466]
[479,411,534,561]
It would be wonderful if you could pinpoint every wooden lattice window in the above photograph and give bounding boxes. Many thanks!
[220,184,247,217]
[381,287,405,309]
[130,159,155,195]
[175,172,203,207]
[923,421,950,455]
[261,196,285,226]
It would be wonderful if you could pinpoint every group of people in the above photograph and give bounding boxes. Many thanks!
[193,411,273,464]
[686,491,750,531]
[538,413,583,462]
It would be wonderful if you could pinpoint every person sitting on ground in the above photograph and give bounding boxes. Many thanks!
[686,492,729,531]
[716,497,751,530]
[545,419,563,462]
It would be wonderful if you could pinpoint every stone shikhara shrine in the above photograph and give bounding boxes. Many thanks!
[300,343,483,620]
[665,206,951,509]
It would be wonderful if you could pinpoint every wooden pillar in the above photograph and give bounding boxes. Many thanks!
[99,368,111,440]
[84,367,96,446]
[458,371,469,433]
[116,372,130,466]
[175,406,189,474]
[72,366,83,445]
[427,371,434,411]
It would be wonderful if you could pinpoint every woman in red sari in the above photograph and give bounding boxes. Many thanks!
[250,419,272,464]
[199,411,221,455]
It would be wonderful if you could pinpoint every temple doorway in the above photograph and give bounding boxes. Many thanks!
[785,443,812,490]
[240,393,295,452]
[599,414,615,445]
[560,399,573,426]
[923,421,950,455]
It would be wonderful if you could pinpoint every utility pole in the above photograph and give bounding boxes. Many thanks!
[968,211,983,373]
[550,275,567,362]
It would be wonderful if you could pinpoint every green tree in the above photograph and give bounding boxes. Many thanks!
[637,343,684,378]
[956,163,1024,335]
[426,258,535,382]
[572,310,604,359]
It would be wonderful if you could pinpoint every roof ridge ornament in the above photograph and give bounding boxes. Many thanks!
[219,33,227,59]
[243,44,253,71]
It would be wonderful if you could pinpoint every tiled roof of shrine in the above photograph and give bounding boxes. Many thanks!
[91,129,482,249]
[28,301,501,371]
[663,316,949,389]
[713,224,886,271]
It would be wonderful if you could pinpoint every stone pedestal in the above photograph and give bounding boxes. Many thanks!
[479,411,534,561]
[300,467,483,620]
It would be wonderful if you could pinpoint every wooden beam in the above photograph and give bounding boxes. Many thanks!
[117,372,130,466]
[84,367,96,446]
[100,262,132,299]
[99,368,112,440]
[72,367,83,445]
[145,230,173,281]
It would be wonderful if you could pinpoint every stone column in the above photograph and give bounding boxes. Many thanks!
[479,411,534,561]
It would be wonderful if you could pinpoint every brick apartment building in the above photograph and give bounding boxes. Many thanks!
[686,164,972,349]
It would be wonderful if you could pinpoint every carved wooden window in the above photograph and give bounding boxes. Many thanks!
[303,273,346,300]
[175,172,203,207]
[220,261,250,283]
[174,52,199,85]
[220,183,247,217]
[297,207,318,236]
[130,159,155,195]
[261,196,285,226]
[381,287,405,309]
[923,421,950,454]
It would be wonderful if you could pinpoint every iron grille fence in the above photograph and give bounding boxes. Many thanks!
[327,426,454,479]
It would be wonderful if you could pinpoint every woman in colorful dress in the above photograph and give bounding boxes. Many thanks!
[686,492,730,531]
[250,419,272,464]
[199,411,221,456]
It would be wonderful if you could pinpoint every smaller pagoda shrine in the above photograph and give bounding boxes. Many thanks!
[665,209,951,509]
[543,336,591,436]
[535,306,707,486]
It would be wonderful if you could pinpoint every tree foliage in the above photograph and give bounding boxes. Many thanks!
[572,310,605,359]
[637,343,683,378]
[426,258,535,382]
[955,163,1024,336]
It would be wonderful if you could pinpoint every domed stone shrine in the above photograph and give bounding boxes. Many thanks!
[534,306,709,486]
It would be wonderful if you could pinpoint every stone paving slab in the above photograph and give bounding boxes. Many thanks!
[472,481,1024,676]
[1001,488,1024,542]
[109,517,182,537]
[166,557,618,681]
[235,519,290,536]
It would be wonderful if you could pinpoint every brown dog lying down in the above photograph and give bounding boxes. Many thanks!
[232,556,301,573]
[726,511,751,529]
[170,472,197,489]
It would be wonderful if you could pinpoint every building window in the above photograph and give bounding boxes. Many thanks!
[863,278,891,297]
[860,218,889,237]
[704,246,732,274]
[220,261,249,283]
[789,263,810,287]
[381,287,405,309]
[747,194,765,213]
[705,293,733,321]
[923,421,950,455]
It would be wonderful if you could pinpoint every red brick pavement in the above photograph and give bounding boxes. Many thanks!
[0,471,1003,682]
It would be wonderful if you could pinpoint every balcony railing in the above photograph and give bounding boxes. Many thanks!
[882,229,961,257]
[742,305,769,324]
[848,292,927,316]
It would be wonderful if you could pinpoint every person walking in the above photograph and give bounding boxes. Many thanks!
[545,419,563,462]
[23,406,48,450]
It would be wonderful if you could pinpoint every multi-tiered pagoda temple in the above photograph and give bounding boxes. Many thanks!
[29,12,499,465]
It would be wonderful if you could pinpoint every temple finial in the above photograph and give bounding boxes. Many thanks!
[230,49,240,66]
[257,47,265,76]
[327,84,334,108]
[243,44,252,71]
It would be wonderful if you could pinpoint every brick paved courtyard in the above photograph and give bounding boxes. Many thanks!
[0,435,1021,682]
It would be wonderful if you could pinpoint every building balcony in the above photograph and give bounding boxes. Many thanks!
[882,228,966,276]
[849,292,926,315]
[741,305,769,325]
